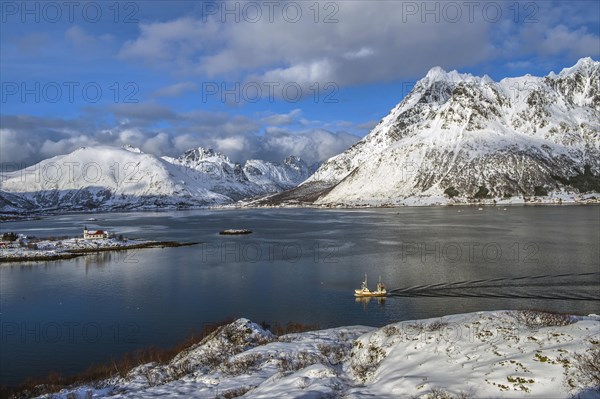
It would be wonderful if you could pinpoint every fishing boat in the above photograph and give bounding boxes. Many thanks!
[354,274,387,297]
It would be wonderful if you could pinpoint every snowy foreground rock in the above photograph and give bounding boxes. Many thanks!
[37,311,599,399]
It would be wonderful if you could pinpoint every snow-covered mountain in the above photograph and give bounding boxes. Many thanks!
[292,57,600,206]
[0,146,313,213]
[162,147,258,201]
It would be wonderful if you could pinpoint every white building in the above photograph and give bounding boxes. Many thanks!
[83,227,109,240]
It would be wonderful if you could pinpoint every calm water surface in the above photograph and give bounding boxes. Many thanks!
[1,206,599,386]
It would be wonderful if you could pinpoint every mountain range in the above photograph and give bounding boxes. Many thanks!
[0,146,316,213]
[2,58,599,213]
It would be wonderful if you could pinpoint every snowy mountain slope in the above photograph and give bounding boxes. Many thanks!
[34,311,600,399]
[0,190,36,213]
[244,156,317,192]
[163,148,315,201]
[301,57,600,206]
[0,146,315,212]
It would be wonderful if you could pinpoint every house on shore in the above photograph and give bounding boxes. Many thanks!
[83,226,109,240]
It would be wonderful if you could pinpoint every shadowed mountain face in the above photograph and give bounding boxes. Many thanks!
[0,146,316,213]
[279,57,599,206]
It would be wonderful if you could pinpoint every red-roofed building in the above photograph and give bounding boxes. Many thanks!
[83,227,109,240]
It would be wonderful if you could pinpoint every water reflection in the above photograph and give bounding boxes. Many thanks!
[355,296,386,306]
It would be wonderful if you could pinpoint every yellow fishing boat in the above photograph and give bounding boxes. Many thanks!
[354,274,387,297]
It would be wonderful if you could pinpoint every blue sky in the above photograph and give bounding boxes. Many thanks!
[1,0,599,165]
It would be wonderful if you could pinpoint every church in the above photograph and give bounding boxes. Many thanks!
[83,227,109,240]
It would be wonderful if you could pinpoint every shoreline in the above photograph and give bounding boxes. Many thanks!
[1,200,599,222]
[0,241,199,263]
[0,253,86,263]
[65,241,199,253]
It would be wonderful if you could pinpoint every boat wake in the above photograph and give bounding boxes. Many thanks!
[387,272,600,301]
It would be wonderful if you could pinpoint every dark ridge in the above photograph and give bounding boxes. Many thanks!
[249,181,336,206]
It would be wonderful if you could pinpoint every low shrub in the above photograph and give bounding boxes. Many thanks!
[278,351,321,373]
[444,187,459,198]
[572,347,600,390]
[215,385,254,399]
[221,353,264,376]
[427,320,449,332]
[513,310,574,329]
[412,388,474,399]
[473,186,490,199]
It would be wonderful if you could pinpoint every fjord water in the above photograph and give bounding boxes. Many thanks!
[1,206,599,386]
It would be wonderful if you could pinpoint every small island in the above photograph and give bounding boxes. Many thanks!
[219,229,253,235]
[0,227,197,263]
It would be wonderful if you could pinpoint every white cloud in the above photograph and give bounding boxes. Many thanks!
[118,17,222,67]
[0,129,36,163]
[344,48,374,60]
[153,82,198,98]
[538,25,599,57]
[0,109,360,167]
[118,1,491,87]
[260,109,302,126]
[116,1,599,90]
[118,129,146,147]
[65,26,113,47]
[39,135,97,159]
[213,136,248,155]
[255,60,336,89]
[494,2,600,60]
[141,132,172,155]
[260,128,359,164]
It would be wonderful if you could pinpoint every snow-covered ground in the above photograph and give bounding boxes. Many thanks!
[35,311,600,399]
[245,192,599,209]
[0,237,151,260]
[312,192,600,208]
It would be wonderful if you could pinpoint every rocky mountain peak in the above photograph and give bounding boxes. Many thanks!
[420,66,481,87]
[179,147,230,164]
[122,144,143,153]
[558,57,598,76]
[283,155,307,169]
